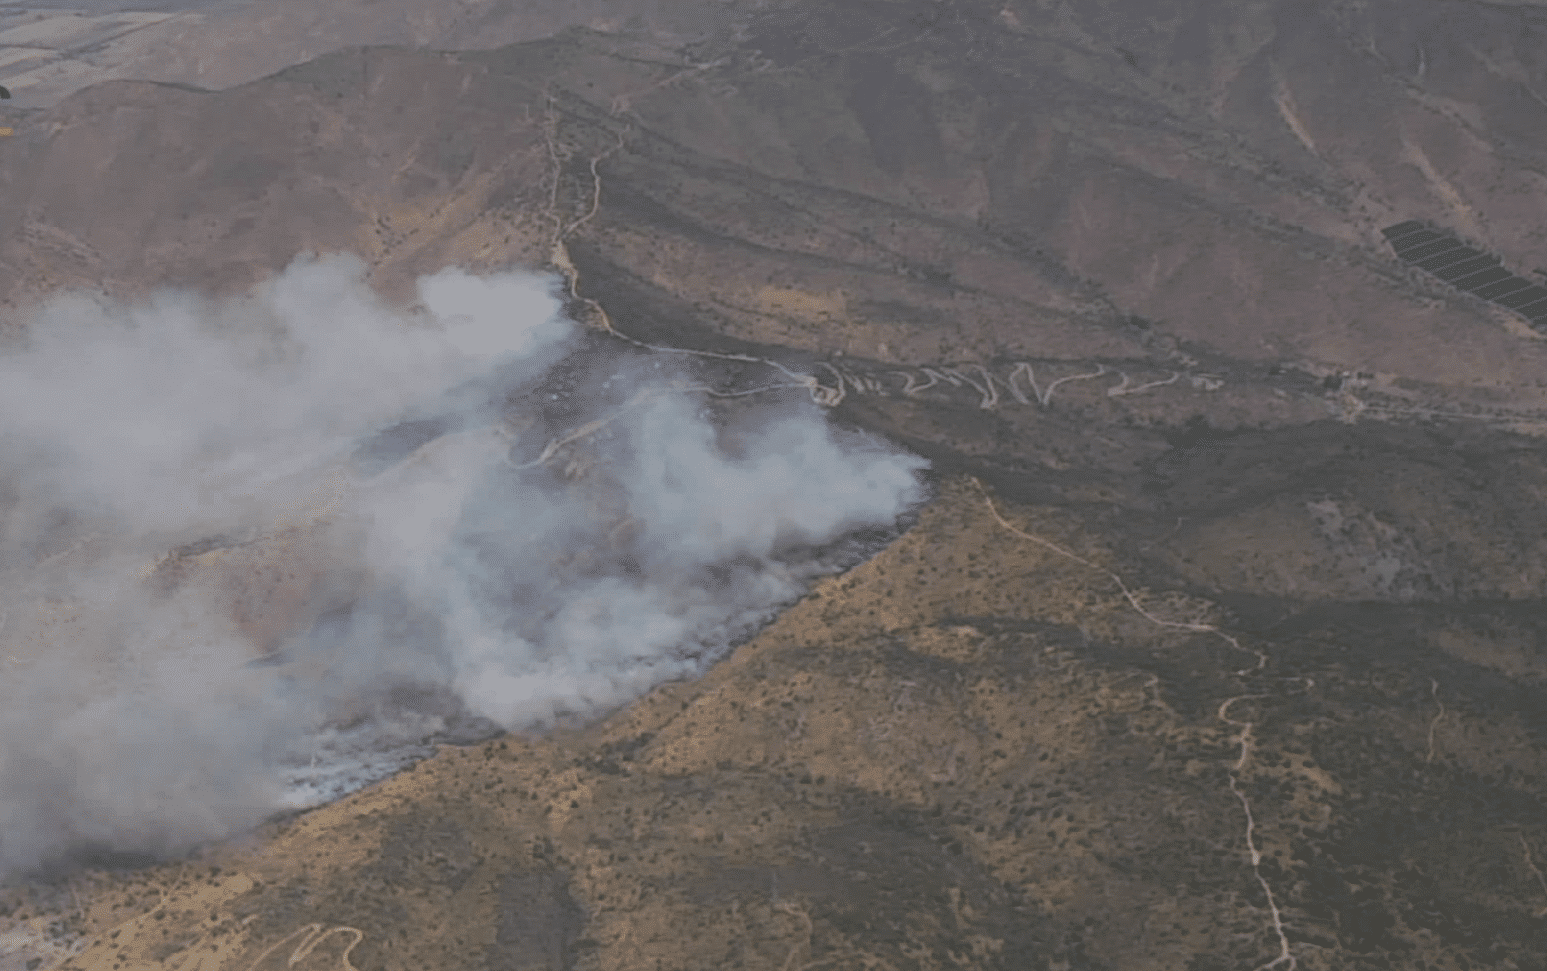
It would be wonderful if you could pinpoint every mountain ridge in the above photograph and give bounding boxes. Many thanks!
[3,3,1547,969]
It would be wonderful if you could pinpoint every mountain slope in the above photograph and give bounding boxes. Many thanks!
[3,2,1547,970]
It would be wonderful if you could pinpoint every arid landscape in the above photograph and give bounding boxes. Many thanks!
[4,1,1547,969]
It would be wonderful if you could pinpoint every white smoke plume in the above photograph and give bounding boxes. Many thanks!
[0,253,928,877]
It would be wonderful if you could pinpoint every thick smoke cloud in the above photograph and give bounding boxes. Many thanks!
[0,253,927,877]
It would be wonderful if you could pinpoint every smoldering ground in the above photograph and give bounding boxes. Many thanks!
[0,252,928,878]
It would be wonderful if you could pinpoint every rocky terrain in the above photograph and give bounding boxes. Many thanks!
[4,1,1547,969]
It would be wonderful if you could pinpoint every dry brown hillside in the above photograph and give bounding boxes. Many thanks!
[4,2,1547,970]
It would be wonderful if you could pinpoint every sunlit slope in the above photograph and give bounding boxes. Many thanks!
[4,1,1547,417]
[6,479,1545,970]
[1,3,1546,970]
[0,0,750,109]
